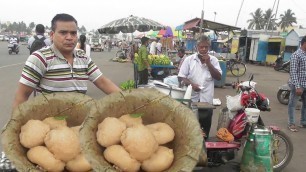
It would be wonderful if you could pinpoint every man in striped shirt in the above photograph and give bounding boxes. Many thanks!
[13,13,121,108]
[288,36,306,132]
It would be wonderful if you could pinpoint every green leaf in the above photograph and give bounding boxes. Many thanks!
[54,115,68,120]
[129,113,144,118]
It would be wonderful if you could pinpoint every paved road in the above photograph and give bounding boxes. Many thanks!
[0,41,305,171]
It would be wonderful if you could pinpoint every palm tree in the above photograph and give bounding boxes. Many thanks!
[247,8,264,30]
[278,9,297,32]
[263,9,277,30]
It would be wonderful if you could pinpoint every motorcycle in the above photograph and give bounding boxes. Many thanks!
[274,54,290,72]
[204,75,293,171]
[277,84,290,105]
[8,43,19,55]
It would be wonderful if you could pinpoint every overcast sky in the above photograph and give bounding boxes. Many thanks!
[1,0,305,31]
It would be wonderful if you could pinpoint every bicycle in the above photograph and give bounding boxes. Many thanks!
[225,58,247,77]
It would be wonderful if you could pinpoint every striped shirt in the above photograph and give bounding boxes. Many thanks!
[289,48,306,89]
[19,44,102,94]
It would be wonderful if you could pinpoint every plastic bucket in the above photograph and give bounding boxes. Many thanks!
[245,108,260,123]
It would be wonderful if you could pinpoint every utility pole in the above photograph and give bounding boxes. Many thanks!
[199,0,205,36]
[214,12,217,22]
[235,0,244,26]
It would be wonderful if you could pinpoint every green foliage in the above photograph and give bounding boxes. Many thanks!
[54,115,68,120]
[120,80,135,90]
[247,8,298,31]
[129,113,144,118]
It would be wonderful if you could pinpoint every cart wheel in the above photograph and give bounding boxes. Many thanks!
[231,62,246,77]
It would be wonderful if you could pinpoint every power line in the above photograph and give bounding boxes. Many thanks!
[235,0,245,26]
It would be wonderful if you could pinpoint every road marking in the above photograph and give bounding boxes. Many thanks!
[0,63,24,69]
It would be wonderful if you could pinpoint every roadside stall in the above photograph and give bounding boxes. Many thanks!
[284,28,306,61]
[238,30,279,62]
[266,36,285,64]
[256,34,269,62]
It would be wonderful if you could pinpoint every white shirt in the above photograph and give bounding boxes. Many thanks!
[27,35,52,49]
[85,44,91,57]
[156,42,162,54]
[150,41,157,55]
[76,43,91,57]
[178,53,222,104]
[9,37,17,44]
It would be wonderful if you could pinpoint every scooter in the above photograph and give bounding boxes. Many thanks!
[8,43,19,55]
[277,84,290,105]
[274,55,290,72]
[204,75,293,171]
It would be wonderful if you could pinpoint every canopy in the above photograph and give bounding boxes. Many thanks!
[146,30,159,38]
[175,24,184,31]
[183,17,240,32]
[98,15,165,34]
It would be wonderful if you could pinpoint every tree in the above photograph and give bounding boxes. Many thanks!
[247,8,264,30]
[19,21,27,33]
[278,9,297,32]
[79,25,86,33]
[263,8,277,30]
[29,22,35,30]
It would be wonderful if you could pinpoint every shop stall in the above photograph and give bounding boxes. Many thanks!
[284,29,306,61]
[238,30,279,62]
[266,36,285,64]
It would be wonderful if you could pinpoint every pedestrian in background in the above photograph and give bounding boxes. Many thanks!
[76,34,90,57]
[28,24,51,54]
[136,37,151,85]
[287,35,306,132]
[156,38,162,55]
[149,38,157,55]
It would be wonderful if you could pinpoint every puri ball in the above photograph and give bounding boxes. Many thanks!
[27,146,65,172]
[44,126,81,162]
[146,122,175,144]
[141,146,174,172]
[121,124,158,161]
[119,114,143,127]
[96,117,126,147]
[43,117,67,129]
[104,145,141,172]
[19,120,50,148]
[66,154,92,172]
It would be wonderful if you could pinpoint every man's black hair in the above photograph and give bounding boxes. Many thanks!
[141,37,149,44]
[51,13,78,31]
[178,48,185,54]
[35,24,45,34]
[301,36,306,46]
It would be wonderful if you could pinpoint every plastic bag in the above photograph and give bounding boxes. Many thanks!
[216,128,234,142]
[226,94,243,111]
[217,107,231,130]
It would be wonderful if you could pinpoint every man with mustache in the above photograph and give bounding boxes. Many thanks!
[13,13,120,108]
[178,35,222,139]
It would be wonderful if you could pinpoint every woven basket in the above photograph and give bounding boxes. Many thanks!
[1,92,95,172]
[79,88,204,172]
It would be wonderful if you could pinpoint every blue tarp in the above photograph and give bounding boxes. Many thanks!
[175,24,184,31]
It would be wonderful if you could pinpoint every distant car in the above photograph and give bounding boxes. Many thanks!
[0,35,4,41]
[89,38,104,52]
[4,35,9,41]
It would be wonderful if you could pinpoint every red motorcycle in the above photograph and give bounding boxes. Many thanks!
[204,75,293,171]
